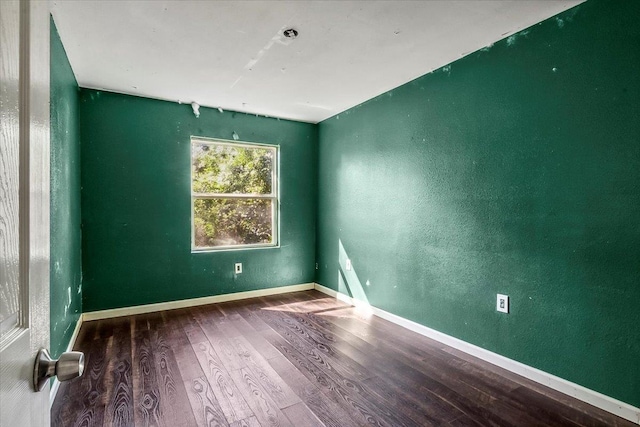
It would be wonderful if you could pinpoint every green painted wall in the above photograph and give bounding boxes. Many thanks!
[50,18,82,359]
[316,0,640,407]
[80,90,317,312]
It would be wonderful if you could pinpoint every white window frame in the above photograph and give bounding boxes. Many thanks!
[190,136,279,252]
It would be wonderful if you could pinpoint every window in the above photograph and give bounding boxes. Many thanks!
[191,137,278,251]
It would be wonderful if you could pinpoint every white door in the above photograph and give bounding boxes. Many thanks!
[0,0,51,426]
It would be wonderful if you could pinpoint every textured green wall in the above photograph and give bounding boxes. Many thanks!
[80,90,317,312]
[50,18,82,359]
[316,0,639,407]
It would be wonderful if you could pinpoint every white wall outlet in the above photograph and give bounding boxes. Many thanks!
[497,294,509,313]
[235,263,242,274]
[345,259,352,271]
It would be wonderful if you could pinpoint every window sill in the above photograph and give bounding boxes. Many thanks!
[191,243,280,253]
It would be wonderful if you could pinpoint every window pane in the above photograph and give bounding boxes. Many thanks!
[194,198,273,247]
[192,143,273,194]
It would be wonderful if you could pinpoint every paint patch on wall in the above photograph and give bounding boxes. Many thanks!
[480,43,494,52]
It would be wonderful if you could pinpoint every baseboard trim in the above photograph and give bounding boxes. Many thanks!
[50,314,83,408]
[82,283,315,322]
[313,283,640,425]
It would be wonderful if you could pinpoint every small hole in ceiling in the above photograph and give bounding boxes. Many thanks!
[283,28,299,39]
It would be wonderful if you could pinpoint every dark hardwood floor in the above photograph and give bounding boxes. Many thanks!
[52,290,634,426]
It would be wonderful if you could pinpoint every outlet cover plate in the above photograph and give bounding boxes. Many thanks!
[497,294,509,313]
[235,263,242,274]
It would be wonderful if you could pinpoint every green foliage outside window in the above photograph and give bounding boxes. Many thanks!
[191,141,277,249]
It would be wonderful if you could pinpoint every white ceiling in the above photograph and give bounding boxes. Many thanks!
[50,0,583,123]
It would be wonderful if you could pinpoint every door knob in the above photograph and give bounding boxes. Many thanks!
[33,348,84,391]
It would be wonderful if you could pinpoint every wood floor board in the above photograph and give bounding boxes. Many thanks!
[508,386,617,427]
[447,414,487,427]
[52,291,636,427]
[194,308,247,373]
[267,355,360,427]
[148,315,198,427]
[183,376,230,427]
[228,366,293,427]
[255,305,376,383]
[281,402,325,426]
[229,415,262,427]
[131,327,163,426]
[307,306,548,426]
[177,307,209,344]
[227,311,264,337]
[235,301,275,332]
[259,325,423,427]
[307,308,598,426]
[362,375,453,427]
[102,318,135,427]
[259,329,392,426]
[191,339,255,424]
[271,307,467,425]
[161,311,207,381]
[288,310,463,424]
[229,334,301,409]
[241,330,283,360]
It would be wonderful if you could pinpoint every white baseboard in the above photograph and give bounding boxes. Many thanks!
[313,283,640,425]
[82,283,315,322]
[50,314,83,408]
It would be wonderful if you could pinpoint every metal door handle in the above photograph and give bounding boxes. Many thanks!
[33,348,84,391]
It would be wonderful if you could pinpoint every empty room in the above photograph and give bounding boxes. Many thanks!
[1,0,638,426]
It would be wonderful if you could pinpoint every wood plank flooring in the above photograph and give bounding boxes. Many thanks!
[52,290,634,426]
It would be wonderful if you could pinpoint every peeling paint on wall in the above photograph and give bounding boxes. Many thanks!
[50,17,82,360]
[480,43,494,52]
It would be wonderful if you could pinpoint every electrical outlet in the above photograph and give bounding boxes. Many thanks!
[345,259,352,271]
[497,294,509,313]
[235,263,242,274]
